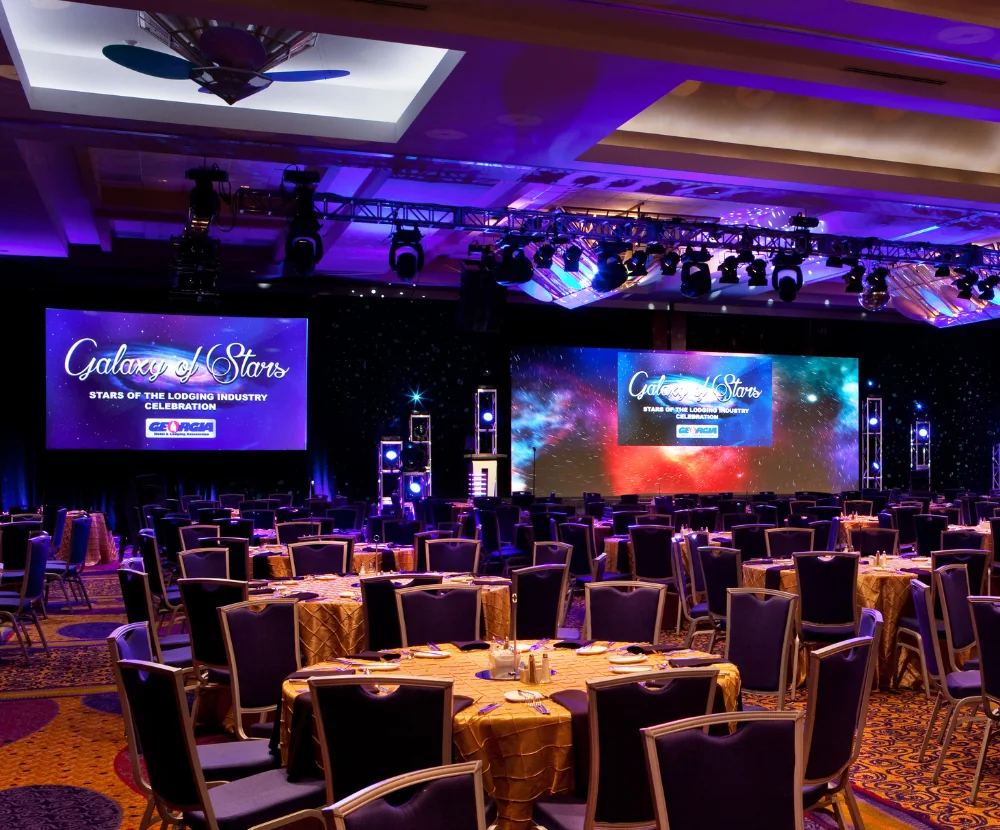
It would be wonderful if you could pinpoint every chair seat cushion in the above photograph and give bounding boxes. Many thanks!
[198,738,280,781]
[534,794,655,830]
[44,561,78,575]
[945,670,982,699]
[690,602,710,618]
[184,768,326,830]
[159,633,191,650]
[0,572,24,583]
[247,720,275,740]
[161,646,193,668]
[161,586,181,604]
[964,658,980,671]
[800,623,857,643]
[803,782,836,809]
[898,616,946,635]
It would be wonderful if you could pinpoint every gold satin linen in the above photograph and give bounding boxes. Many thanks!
[258,547,417,578]
[280,641,740,829]
[837,516,880,548]
[56,511,115,565]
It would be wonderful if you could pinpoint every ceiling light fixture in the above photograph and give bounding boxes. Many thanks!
[494,235,533,285]
[532,243,556,269]
[843,264,865,293]
[389,224,424,281]
[746,258,768,287]
[284,170,323,277]
[679,247,713,298]
[660,250,680,276]
[718,255,740,284]
[593,242,631,292]
[562,244,582,272]
[771,252,804,302]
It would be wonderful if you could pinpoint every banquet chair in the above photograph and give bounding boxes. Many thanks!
[844,500,874,516]
[722,512,758,531]
[532,511,558,543]
[976,501,999,523]
[790,499,816,514]
[108,623,281,830]
[304,497,330,517]
[177,578,248,724]
[269,493,294,508]
[425,539,480,574]
[511,565,571,640]
[412,531,453,571]
[671,509,692,531]
[396,585,481,647]
[941,529,985,551]
[477,510,525,575]
[786,514,812,529]
[642,710,805,830]
[186,499,219,520]
[276,521,320,546]
[310,675,456,806]
[801,635,878,827]
[849,527,899,556]
[326,506,362,531]
[459,512,478,540]
[765,528,815,558]
[670,541,713,647]
[753,504,778,527]
[116,569,190,661]
[583,582,666,644]
[0,521,41,584]
[968,597,1000,803]
[156,515,193,565]
[629,525,676,588]
[142,504,168,529]
[914,514,948,557]
[243,509,276,531]
[52,507,67,551]
[890,505,921,549]
[936,565,979,675]
[941,506,962,525]
[275,507,310,525]
[117,659,325,830]
[909,579,983,786]
[381,519,422,547]
[584,501,606,519]
[325,761,488,830]
[533,541,572,568]
[288,541,348,576]
[44,515,92,613]
[220,599,302,740]
[180,494,205,511]
[807,506,842,523]
[633,513,663,526]
[0,536,51,665]
[932,549,990,595]
[697,546,743,651]
[212,537,252,582]
[685,531,709,601]
[792,553,860,698]
[689,507,719,532]
[725,588,797,709]
[180,524,220,551]
[218,493,244,510]
[532,669,719,830]
[179,548,231,580]
[197,508,232,525]
[214,517,255,544]
[138,532,184,632]
[360,574,444,651]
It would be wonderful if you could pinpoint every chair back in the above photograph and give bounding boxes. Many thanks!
[326,762,487,830]
[730,524,769,560]
[849,527,898,556]
[766,528,814,558]
[785,514,812,529]
[384,519,423,547]
[531,511,557,543]
[689,507,718,532]
[643,710,805,830]
[753,504,778,526]
[186,500,218,520]
[794,553,859,631]
[180,524,219,551]
[360,574,444,651]
[859,607,883,639]
[911,579,943,683]
[18,535,51,607]
[310,675,454,805]
[914,514,947,557]
[413,530,453,571]
[118,567,155,625]
[276,521,320,545]
[276,506,310,524]
[807,520,832,550]
[976,501,999,523]
[52,507,67,549]
[178,547,230,580]
[940,529,985,552]
[803,636,877,785]
[726,588,797,703]
[138,533,168,596]
[932,549,990,594]
[698,546,742,617]
[213,517,254,543]
[219,494,244,510]
[609,511,640,536]
[558,523,595,577]
[424,539,480,574]
[844,500,873,516]
[721,512,755,531]
[890,505,920,545]
[0,522,35,571]
[196,507,231,525]
[511,565,569,640]
[212,537,251,581]
[396,585,481,646]
[65,515,92,568]
[177,578,248,669]
[935,565,977,673]
[327,506,362,531]
[790,499,815,513]
[289,541,348,576]
[970,598,1000,713]
[243,509,275,530]
[533,541,572,568]
[220,599,301,737]
[629,525,675,581]
[587,670,719,826]
[584,582,666,643]
[685,531,708,593]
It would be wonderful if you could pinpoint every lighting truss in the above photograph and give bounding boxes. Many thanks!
[910,421,932,491]
[994,443,1000,494]
[862,398,882,491]
[235,189,1000,269]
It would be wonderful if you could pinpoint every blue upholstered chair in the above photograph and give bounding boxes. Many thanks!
[533,541,572,568]
[584,582,666,644]
[725,588,797,710]
[968,597,1000,803]
[138,532,184,631]
[933,549,990,595]
[940,529,985,552]
[412,530,453,572]
[849,527,898,556]
[0,521,42,584]
[914,514,947,557]
[629,525,676,587]
[242,509,276,531]
[276,521,320,546]
[890,505,920,549]
[360,574,444,651]
[213,537,251,582]
[116,568,190,663]
[766,528,815,558]
[698,546,743,652]
[181,524,220,551]
[288,541,348,576]
[730,524,770,561]
[213,518,255,544]
[179,548,230,580]
[936,565,979,675]
[44,515,93,612]
[0,535,51,665]
[511,564,570,640]
[671,541,712,648]
[396,585,481,647]
[424,539,480,574]
[326,506,362,531]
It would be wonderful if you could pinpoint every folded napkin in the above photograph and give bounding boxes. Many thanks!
[764,564,795,590]
[899,552,922,559]
[453,695,474,716]
[554,639,595,649]
[247,580,269,588]
[282,591,320,601]
[668,656,727,668]
[744,558,773,565]
[626,644,683,655]
[287,668,353,681]
[347,651,401,662]
[550,689,590,797]
[451,640,490,651]
[248,588,276,595]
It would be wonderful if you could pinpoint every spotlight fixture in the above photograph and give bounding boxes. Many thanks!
[935,265,952,278]
[867,265,890,293]
[826,255,843,268]
[494,235,533,285]
[978,274,1000,302]
[771,252,804,302]
[624,248,648,278]
[532,243,556,269]
[789,213,820,229]
[645,242,666,256]
[186,167,226,232]
[562,244,582,272]
[660,250,680,276]
[746,258,768,287]
[718,255,740,284]
[843,264,865,293]
[283,170,323,277]
[389,224,424,281]
[593,242,631,292]
[679,247,713,298]
[952,267,978,300]
[860,265,891,311]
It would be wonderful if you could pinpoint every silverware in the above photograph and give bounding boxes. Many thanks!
[427,642,441,651]
[478,702,502,715]
[532,703,550,715]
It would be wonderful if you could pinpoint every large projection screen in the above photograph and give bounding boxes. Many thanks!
[511,347,858,494]
[46,309,308,451]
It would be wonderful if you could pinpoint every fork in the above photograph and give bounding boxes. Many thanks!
[531,703,550,715]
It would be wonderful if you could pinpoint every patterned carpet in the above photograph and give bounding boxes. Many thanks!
[0,570,986,829]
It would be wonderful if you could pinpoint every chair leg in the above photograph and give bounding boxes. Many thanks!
[139,796,156,830]
[74,576,93,611]
[790,637,800,701]
[49,575,74,614]
[674,598,682,635]
[971,718,996,805]
[844,786,866,830]
[831,797,849,830]
[932,701,965,783]
[919,693,945,763]
[1,612,30,666]
[28,609,50,656]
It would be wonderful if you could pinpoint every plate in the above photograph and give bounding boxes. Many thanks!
[504,689,544,702]
[413,650,450,659]
[357,662,401,672]
[338,592,357,598]
[312,574,339,581]
[575,645,608,656]
[609,653,647,665]
[610,665,653,674]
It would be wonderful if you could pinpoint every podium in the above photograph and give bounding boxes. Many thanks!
[465,454,507,499]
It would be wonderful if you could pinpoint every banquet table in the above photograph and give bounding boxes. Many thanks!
[56,510,115,565]
[257,573,511,664]
[837,515,880,548]
[278,641,740,829]
[946,524,993,554]
[253,545,416,579]
[743,555,931,688]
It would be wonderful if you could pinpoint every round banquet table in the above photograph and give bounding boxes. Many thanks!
[278,641,740,829]
[256,546,416,579]
[257,574,511,664]
[55,510,115,565]
[743,555,931,688]
[946,524,993,554]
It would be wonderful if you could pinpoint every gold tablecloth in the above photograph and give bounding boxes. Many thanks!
[838,516,880,548]
[56,511,114,565]
[947,525,993,554]
[743,557,930,688]
[258,546,416,578]
[279,574,511,665]
[280,642,740,829]
[602,537,633,575]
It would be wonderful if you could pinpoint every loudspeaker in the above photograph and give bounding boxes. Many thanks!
[457,270,505,333]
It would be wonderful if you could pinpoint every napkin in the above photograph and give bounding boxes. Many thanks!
[287,668,353,681]
[347,651,401,662]
[554,639,594,649]
[282,591,320,601]
[764,564,795,590]
[453,695,474,715]
[744,558,773,565]
[668,656,727,668]
[549,689,590,797]
[899,552,922,559]
[451,640,490,651]
[626,644,683,655]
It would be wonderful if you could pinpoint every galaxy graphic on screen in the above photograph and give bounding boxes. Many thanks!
[511,347,858,494]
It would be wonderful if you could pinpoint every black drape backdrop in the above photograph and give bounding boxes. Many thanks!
[3,278,999,533]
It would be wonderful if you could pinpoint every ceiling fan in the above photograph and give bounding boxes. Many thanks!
[102,15,349,105]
